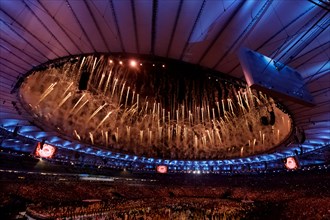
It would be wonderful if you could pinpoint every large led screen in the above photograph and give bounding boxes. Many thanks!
[156,165,168,174]
[34,142,56,159]
[284,156,299,170]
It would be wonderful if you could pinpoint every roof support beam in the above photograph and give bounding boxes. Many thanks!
[130,0,140,54]
[66,0,96,52]
[0,19,51,60]
[197,0,245,65]
[0,45,33,67]
[150,0,158,55]
[228,4,320,76]
[0,57,27,72]
[179,0,206,60]
[84,0,111,52]
[166,0,183,57]
[24,1,71,55]
[0,9,60,57]
[109,0,125,52]
[37,0,83,54]
[0,37,40,63]
[213,0,273,69]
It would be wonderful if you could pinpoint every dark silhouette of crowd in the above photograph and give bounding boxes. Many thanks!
[1,168,329,219]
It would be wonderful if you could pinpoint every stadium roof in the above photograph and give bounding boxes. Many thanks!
[0,0,329,168]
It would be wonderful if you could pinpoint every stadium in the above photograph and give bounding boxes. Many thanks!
[0,0,329,219]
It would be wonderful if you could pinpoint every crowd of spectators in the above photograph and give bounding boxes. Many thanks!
[1,169,329,219]
[26,198,252,220]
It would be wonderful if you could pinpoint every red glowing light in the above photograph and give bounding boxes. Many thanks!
[35,142,56,158]
[285,157,298,170]
[130,60,137,67]
[156,165,168,173]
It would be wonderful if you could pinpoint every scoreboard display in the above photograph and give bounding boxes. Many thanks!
[34,142,56,159]
[284,157,299,170]
[156,165,168,173]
